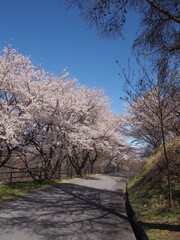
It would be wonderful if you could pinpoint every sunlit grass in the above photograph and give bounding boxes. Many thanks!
[144,228,180,240]
[0,180,55,200]
[128,137,180,240]
[0,174,86,200]
[128,178,180,239]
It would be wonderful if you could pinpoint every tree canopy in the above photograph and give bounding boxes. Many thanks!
[65,0,180,60]
[0,46,136,179]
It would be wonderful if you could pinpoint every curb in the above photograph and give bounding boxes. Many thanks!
[124,184,150,240]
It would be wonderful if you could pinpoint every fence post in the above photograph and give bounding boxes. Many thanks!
[10,172,13,184]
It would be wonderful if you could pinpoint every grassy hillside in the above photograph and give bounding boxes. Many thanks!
[128,137,180,240]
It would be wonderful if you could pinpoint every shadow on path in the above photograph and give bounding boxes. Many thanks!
[142,222,180,232]
[0,175,135,240]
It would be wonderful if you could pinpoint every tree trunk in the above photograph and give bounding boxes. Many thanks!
[160,118,174,208]
[76,168,82,177]
[90,164,94,174]
[162,139,174,208]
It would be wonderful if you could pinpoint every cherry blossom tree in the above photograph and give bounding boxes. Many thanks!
[0,46,37,168]
[0,45,129,181]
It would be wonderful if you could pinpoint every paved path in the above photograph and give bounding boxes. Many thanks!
[0,171,136,240]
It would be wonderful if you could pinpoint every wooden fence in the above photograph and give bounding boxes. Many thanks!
[0,168,42,184]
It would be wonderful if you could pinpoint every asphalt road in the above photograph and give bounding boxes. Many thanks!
[0,171,136,240]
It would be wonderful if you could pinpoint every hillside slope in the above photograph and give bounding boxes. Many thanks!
[128,137,180,240]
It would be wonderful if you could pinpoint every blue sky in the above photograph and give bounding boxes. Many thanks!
[0,0,140,114]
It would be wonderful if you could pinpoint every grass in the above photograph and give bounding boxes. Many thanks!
[128,137,180,240]
[0,174,90,200]
[0,179,61,200]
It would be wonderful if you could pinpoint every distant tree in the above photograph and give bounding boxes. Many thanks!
[120,56,180,208]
